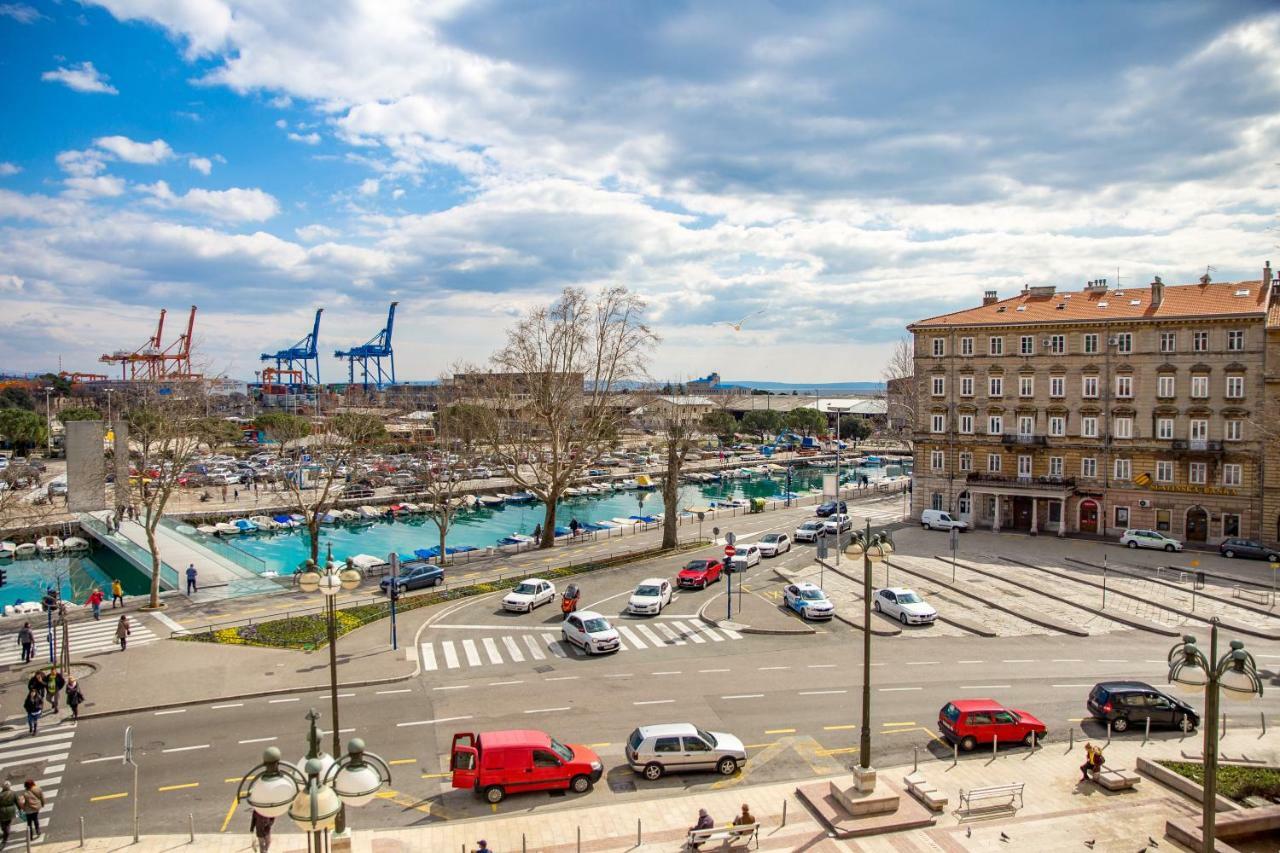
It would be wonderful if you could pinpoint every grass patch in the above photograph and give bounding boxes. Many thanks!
[180,540,709,650]
[1158,760,1280,803]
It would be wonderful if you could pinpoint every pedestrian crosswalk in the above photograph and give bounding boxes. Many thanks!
[0,615,158,666]
[0,722,76,848]
[420,619,743,671]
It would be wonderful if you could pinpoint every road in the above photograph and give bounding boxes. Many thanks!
[28,496,1280,843]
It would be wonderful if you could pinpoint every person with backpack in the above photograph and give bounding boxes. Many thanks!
[66,677,84,721]
[16,622,34,663]
[22,689,42,736]
[18,780,43,840]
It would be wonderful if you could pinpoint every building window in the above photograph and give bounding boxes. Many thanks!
[1081,457,1097,478]
[1226,375,1244,398]
[1083,333,1099,354]
[1017,455,1032,479]
[1189,462,1207,484]
[1050,376,1064,397]
[1156,461,1174,483]
[931,492,943,511]
[1048,456,1063,477]
[932,376,945,396]
[960,336,974,356]
[958,414,974,434]
[1225,419,1242,441]
[1115,376,1132,398]
[932,338,946,357]
[1114,417,1132,439]
[1159,331,1176,353]
[1157,375,1175,398]
[958,493,971,515]
[989,336,1004,356]
[1049,415,1065,436]
[1222,464,1242,487]
[931,450,945,471]
[960,376,974,396]
[1191,375,1209,398]
[1156,509,1171,532]
[987,453,1002,473]
[1019,376,1034,397]
[988,376,1003,397]
[1081,416,1098,438]
[1227,329,1244,351]
[1018,415,1034,436]
[987,415,1003,435]
[1115,506,1130,527]
[1048,334,1066,354]
[1115,332,1133,354]
[1082,376,1099,398]
[1193,330,1209,352]
[1190,419,1207,440]
[1020,335,1034,355]
[1157,418,1173,440]
[1223,513,1241,537]
[931,413,945,433]
[958,452,972,472]
[1114,458,1131,480]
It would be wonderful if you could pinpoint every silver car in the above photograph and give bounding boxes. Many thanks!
[625,723,746,780]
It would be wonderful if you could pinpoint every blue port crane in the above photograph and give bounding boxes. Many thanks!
[261,308,324,386]
[334,301,398,389]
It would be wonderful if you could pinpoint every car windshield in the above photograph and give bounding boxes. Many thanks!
[802,521,821,529]
[636,585,660,597]
[799,589,826,601]
[941,703,960,722]
[696,728,717,747]
[898,592,922,604]
[548,737,574,762]
[513,582,539,595]
[583,618,610,633]
[762,534,780,543]
[684,560,709,571]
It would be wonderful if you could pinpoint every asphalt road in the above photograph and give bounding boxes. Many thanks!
[29,498,1280,843]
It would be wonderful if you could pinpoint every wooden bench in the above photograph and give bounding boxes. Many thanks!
[1091,764,1140,791]
[685,823,759,850]
[903,771,948,811]
[957,782,1024,815]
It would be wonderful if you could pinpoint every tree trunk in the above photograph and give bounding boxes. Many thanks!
[439,523,448,566]
[145,520,162,609]
[539,498,558,548]
[307,515,321,564]
[661,446,680,549]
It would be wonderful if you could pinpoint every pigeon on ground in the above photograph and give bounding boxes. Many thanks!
[1000,832,1010,842]
[966,827,972,838]
[1148,838,1159,848]
[1084,841,1095,849]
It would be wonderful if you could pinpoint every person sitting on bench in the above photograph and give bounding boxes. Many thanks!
[732,804,755,827]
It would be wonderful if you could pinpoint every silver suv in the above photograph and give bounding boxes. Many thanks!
[625,723,746,780]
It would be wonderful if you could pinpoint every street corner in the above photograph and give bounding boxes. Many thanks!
[697,587,816,635]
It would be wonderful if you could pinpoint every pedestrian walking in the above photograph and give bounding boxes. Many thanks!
[111,578,124,608]
[250,809,274,852]
[65,677,84,721]
[85,587,105,620]
[47,669,65,714]
[474,840,491,853]
[16,621,34,663]
[115,614,131,651]
[22,689,42,736]
[186,563,198,594]
[234,488,239,501]
[532,523,542,542]
[18,780,43,840]
[27,671,47,702]
[0,781,16,846]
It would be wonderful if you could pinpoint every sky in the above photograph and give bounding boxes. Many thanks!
[1,1,1278,383]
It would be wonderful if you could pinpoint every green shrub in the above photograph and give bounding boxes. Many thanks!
[1158,760,1280,802]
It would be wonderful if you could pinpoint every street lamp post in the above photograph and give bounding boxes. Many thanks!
[105,388,115,425]
[830,405,852,565]
[1167,619,1264,853]
[43,386,54,458]
[844,522,892,790]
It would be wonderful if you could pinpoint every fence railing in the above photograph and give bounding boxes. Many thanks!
[78,514,181,591]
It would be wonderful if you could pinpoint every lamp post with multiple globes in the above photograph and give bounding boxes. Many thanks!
[843,521,893,789]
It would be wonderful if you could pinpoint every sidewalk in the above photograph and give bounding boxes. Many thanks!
[40,725,1278,851]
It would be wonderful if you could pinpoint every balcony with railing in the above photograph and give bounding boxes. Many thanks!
[1000,433,1048,446]
[1170,439,1224,452]
[965,472,1077,492]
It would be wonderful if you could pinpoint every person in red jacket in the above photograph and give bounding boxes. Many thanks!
[84,588,105,621]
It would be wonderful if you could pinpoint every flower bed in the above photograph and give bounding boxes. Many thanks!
[1158,760,1280,803]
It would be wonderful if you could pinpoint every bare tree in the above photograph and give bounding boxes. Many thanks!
[882,337,917,453]
[642,393,701,548]
[412,400,493,561]
[478,287,657,548]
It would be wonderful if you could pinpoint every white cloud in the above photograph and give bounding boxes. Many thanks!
[188,156,213,175]
[41,61,118,95]
[287,131,321,145]
[357,178,379,196]
[0,4,43,24]
[93,135,174,164]
[63,175,127,198]
[140,180,281,222]
[0,163,20,176]
[55,149,107,177]
[0,274,24,292]
[275,119,287,129]
[295,223,339,242]
[269,94,293,109]
[391,188,404,199]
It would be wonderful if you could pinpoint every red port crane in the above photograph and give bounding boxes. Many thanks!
[100,306,202,381]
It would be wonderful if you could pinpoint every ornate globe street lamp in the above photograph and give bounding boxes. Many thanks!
[844,522,892,792]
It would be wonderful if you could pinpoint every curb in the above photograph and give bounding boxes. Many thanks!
[816,559,975,637]
[696,593,815,636]
[831,610,901,636]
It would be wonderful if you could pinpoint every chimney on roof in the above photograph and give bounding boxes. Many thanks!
[1200,272,1212,285]
[1264,260,1272,289]
[1150,275,1164,308]
[982,290,999,306]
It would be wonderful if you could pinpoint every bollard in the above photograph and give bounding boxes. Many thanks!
[992,734,998,760]
[134,816,139,845]
[80,816,85,847]
[953,741,958,766]
[189,813,194,843]
[578,826,581,853]
[1106,721,1112,747]
[1222,712,1227,740]
[1145,716,1151,745]
[782,799,787,827]
[913,746,918,773]
[637,818,642,846]
[1069,728,1074,751]
[522,833,526,853]
[1262,711,1267,736]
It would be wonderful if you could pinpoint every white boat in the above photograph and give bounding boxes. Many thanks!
[611,517,640,526]
[357,505,381,519]
[290,514,307,525]
[400,502,420,513]
[15,542,36,557]
[617,478,638,489]
[495,493,517,503]
[0,541,16,559]
[462,495,478,508]
[250,516,277,531]
[63,536,90,551]
[196,525,218,535]
[478,495,505,507]
[347,554,385,571]
[593,519,620,528]
[337,509,360,521]
[215,522,241,535]
[36,536,63,554]
[564,487,583,496]
[319,512,339,525]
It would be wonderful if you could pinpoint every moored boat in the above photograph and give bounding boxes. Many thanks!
[36,536,63,554]
[63,536,90,551]
[0,541,16,559]
[15,542,36,557]
[250,516,277,531]
[196,525,218,535]
[215,522,241,535]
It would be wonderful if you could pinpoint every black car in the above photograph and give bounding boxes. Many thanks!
[1218,538,1280,562]
[815,501,848,517]
[380,563,445,595]
[1087,681,1198,733]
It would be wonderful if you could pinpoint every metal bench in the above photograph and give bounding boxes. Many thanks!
[685,823,759,850]
[1091,764,1140,791]
[957,782,1024,815]
[903,771,948,811]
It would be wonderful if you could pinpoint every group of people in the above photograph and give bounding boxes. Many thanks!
[0,779,46,843]
[688,804,755,847]
[23,667,85,735]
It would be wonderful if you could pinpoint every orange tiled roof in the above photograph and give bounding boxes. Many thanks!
[1268,299,1280,329]
[910,280,1269,329]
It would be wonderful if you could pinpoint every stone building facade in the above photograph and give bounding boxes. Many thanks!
[907,265,1278,545]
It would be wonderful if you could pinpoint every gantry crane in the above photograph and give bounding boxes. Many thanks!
[261,308,323,387]
[99,306,201,381]
[334,301,397,389]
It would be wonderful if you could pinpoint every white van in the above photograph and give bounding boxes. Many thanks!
[921,509,967,531]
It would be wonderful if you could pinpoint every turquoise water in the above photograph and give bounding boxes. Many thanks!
[189,466,885,575]
[1,547,151,611]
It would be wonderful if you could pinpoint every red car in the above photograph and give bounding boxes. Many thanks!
[938,699,1047,751]
[677,558,724,589]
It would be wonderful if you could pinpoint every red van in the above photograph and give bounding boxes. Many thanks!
[450,729,604,804]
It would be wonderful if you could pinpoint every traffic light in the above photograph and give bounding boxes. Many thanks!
[0,567,6,588]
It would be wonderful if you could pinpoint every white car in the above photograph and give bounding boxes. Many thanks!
[793,520,825,543]
[921,509,967,531]
[563,609,621,654]
[729,543,761,571]
[783,582,835,620]
[757,533,792,557]
[628,578,673,615]
[1120,529,1184,552]
[502,578,556,612]
[873,587,937,625]
[822,513,853,535]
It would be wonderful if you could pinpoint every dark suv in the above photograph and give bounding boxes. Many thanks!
[1087,681,1198,733]
[815,501,848,517]
[1218,538,1280,562]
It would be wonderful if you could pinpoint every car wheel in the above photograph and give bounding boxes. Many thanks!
[873,600,881,613]
[1164,544,1176,552]
[1224,550,1235,558]
[960,736,977,752]
[1112,716,1129,733]
[643,762,664,781]
[922,522,931,530]
[1268,554,1280,563]
[1127,541,1138,548]
[1023,731,1041,746]
[899,612,909,625]
[570,774,593,794]
[484,785,505,804]
[716,756,739,776]
[432,577,442,587]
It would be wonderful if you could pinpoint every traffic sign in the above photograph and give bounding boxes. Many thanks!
[724,531,737,546]
[724,545,736,558]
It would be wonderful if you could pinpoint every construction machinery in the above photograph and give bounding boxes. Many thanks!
[335,301,397,389]
[99,306,200,381]
[260,308,323,387]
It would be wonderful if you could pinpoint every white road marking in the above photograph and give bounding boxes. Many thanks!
[878,687,922,692]
[907,661,939,666]
[758,666,789,671]
[501,636,524,663]
[670,620,706,643]
[698,668,730,673]
[718,625,743,640]
[488,680,523,686]
[961,685,1011,689]
[397,715,473,728]
[545,676,579,682]
[80,754,123,765]
[722,694,764,700]
[633,699,674,706]
[154,709,186,716]
[604,673,633,679]
[1097,659,1127,663]
[544,633,569,658]
[956,660,984,664]
[376,688,411,695]
[616,625,646,649]
[162,744,210,753]
[441,640,460,669]
[481,637,503,665]
[432,685,468,691]
[238,737,278,744]
[268,698,300,704]
[420,644,438,672]
[461,639,483,667]
[800,689,848,695]
[1052,659,1083,663]
[636,624,666,647]
[808,664,836,669]
[211,703,244,709]
[1052,684,1094,688]
[522,634,547,660]
[1002,659,1035,663]
[652,671,681,676]
[523,707,570,714]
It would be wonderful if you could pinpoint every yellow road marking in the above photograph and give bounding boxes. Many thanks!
[881,727,917,735]
[218,793,241,833]
[816,746,859,756]
[882,721,916,727]
[1068,718,1085,722]
[587,742,611,748]
[224,777,247,784]
[375,790,398,798]
[743,743,776,749]
[158,782,199,792]
[90,792,128,802]
[388,758,417,765]
[824,724,858,731]
[421,772,450,779]
[764,728,796,734]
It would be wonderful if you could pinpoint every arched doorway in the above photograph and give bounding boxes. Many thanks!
[957,490,971,524]
[1079,499,1099,534]
[1186,506,1209,542]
